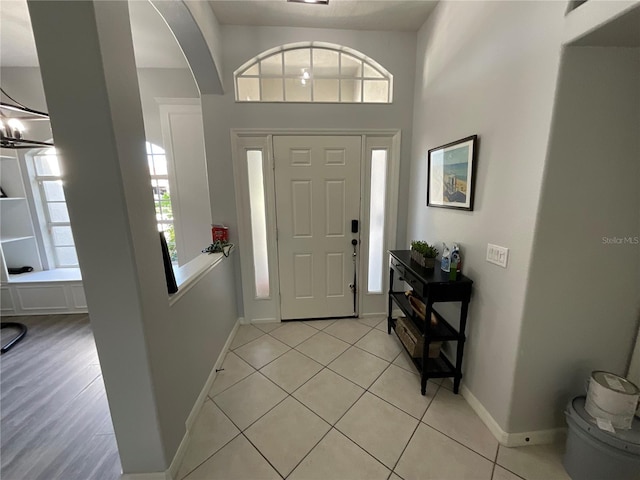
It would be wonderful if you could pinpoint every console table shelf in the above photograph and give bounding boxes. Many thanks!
[387,250,473,395]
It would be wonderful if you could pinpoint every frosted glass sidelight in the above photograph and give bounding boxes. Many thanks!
[367,149,388,293]
[247,150,270,299]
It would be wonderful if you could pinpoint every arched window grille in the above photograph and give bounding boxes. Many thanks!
[234,42,393,103]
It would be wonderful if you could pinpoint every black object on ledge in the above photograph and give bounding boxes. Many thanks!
[160,233,178,294]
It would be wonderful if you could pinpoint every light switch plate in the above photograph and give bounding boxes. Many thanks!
[487,244,509,268]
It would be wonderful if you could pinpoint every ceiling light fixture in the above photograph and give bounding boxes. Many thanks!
[287,0,329,5]
[0,88,53,149]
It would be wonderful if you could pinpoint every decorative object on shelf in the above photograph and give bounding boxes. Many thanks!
[410,240,438,269]
[7,266,34,275]
[0,186,6,198]
[427,134,478,211]
[0,88,53,149]
[405,291,438,326]
[396,316,442,359]
[202,240,234,258]
[450,243,462,280]
[211,224,229,243]
[441,242,451,272]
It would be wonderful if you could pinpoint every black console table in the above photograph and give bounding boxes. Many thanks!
[387,250,473,395]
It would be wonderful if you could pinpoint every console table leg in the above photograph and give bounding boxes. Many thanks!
[387,266,394,334]
[421,374,427,396]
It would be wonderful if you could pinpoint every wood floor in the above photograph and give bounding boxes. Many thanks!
[1,314,121,480]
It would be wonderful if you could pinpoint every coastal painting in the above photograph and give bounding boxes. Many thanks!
[427,135,478,211]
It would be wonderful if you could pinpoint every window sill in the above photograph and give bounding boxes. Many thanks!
[6,268,82,283]
[169,249,233,306]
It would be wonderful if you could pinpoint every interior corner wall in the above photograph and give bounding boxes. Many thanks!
[136,68,199,146]
[201,26,418,317]
[408,1,565,430]
[510,46,640,432]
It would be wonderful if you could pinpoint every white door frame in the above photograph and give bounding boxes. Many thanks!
[231,129,401,324]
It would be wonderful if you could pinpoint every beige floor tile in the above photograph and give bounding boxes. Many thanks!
[422,387,498,461]
[260,349,323,393]
[177,400,240,479]
[289,428,390,480]
[184,434,280,480]
[357,317,386,328]
[389,473,403,480]
[324,319,372,344]
[269,321,318,347]
[392,349,420,375]
[293,368,364,424]
[253,322,283,333]
[328,346,390,389]
[375,318,391,332]
[493,465,524,480]
[370,364,437,419]
[395,423,494,480]
[355,328,403,361]
[335,392,419,469]
[208,352,255,397]
[244,397,330,478]
[212,372,286,430]
[295,331,350,365]
[234,335,290,369]
[496,443,570,480]
[302,318,337,330]
[229,325,265,350]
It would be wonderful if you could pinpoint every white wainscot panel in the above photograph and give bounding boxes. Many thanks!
[1,287,15,313]
[16,285,68,311]
[70,285,87,308]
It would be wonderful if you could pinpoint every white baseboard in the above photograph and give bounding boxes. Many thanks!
[185,318,241,430]
[165,318,241,480]
[121,473,169,480]
[249,317,280,324]
[359,312,386,318]
[460,385,567,447]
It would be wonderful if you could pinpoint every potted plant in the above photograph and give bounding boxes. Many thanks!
[410,241,439,269]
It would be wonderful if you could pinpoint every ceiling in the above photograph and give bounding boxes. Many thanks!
[0,0,436,68]
[209,0,437,31]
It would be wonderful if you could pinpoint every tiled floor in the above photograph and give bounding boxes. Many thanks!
[177,317,570,480]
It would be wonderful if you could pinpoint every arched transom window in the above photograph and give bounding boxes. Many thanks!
[234,42,393,103]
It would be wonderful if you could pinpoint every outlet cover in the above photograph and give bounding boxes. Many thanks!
[487,244,509,268]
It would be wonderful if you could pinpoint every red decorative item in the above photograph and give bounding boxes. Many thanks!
[211,224,229,243]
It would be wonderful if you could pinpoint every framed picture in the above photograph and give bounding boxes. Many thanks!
[427,135,478,211]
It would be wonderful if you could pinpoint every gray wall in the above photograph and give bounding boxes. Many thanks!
[408,1,565,430]
[136,68,199,146]
[13,1,237,471]
[203,25,418,316]
[510,46,640,432]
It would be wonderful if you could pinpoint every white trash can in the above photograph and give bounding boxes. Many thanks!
[564,396,640,480]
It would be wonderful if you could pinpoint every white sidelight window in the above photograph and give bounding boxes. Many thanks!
[247,150,270,299]
[367,149,388,293]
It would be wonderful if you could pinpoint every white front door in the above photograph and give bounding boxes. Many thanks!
[273,136,361,320]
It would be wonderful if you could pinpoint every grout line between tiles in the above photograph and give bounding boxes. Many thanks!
[421,421,498,464]
[387,383,442,475]
[177,431,243,480]
[241,432,286,480]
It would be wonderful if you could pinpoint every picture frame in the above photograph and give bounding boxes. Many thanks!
[427,135,478,211]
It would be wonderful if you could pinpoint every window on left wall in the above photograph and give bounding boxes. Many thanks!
[29,142,176,269]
